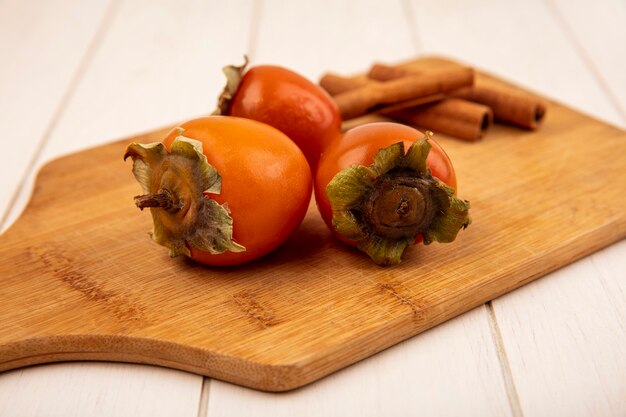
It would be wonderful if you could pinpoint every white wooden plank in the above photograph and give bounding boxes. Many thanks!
[251,0,415,81]
[549,0,626,118]
[0,363,202,417]
[0,0,111,223]
[208,307,513,417]
[206,1,514,415]
[35,0,255,155]
[410,0,624,128]
[2,0,255,231]
[491,240,626,417]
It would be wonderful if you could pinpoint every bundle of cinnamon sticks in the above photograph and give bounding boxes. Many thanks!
[319,58,547,141]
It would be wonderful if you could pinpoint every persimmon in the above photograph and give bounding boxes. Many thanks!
[124,116,312,266]
[315,122,470,266]
[213,57,342,170]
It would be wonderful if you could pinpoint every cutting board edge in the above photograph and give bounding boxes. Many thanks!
[0,334,310,392]
[1,213,624,392]
[0,126,175,240]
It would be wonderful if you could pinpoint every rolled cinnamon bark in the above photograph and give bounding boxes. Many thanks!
[319,73,368,95]
[328,67,474,120]
[319,73,491,141]
[391,99,493,142]
[367,63,412,82]
[319,73,446,114]
[451,86,546,130]
[369,63,546,130]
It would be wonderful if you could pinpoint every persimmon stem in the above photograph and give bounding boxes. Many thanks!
[134,190,180,212]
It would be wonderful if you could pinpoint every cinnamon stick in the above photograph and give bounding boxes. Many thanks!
[319,73,491,141]
[391,99,493,142]
[319,73,446,115]
[451,86,546,130]
[368,63,412,82]
[319,73,368,95]
[323,67,474,120]
[369,63,546,130]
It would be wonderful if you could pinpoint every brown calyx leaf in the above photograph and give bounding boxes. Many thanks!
[124,130,245,257]
[212,55,249,116]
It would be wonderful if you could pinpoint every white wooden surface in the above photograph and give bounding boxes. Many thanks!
[0,0,624,416]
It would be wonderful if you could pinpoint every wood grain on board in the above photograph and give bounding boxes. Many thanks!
[0,58,625,392]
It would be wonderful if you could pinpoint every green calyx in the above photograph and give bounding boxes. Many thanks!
[123,129,245,258]
[326,133,471,266]
[212,55,249,116]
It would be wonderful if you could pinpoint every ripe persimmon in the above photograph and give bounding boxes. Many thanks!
[124,116,312,266]
[315,122,470,265]
[213,58,342,170]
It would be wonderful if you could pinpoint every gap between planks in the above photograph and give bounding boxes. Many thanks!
[486,302,524,417]
[245,0,265,63]
[197,378,211,417]
[401,0,422,53]
[0,0,121,231]
[543,0,626,122]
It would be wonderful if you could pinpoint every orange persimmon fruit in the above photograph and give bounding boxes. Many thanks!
[124,116,312,266]
[315,122,471,266]
[213,57,342,170]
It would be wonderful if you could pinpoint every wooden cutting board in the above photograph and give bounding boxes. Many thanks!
[1,58,625,392]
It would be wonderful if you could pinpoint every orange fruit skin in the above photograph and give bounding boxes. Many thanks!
[163,116,312,266]
[229,65,342,171]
